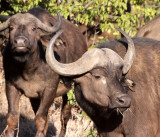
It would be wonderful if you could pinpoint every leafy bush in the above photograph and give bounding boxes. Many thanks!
[0,0,160,37]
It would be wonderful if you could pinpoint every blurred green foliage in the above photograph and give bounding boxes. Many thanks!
[67,85,77,106]
[0,0,160,37]
[83,126,97,137]
[1,0,160,37]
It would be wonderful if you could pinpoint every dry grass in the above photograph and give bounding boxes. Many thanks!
[0,56,96,137]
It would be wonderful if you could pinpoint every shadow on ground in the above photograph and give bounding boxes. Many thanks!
[0,114,57,137]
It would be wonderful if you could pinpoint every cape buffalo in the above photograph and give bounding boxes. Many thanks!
[0,7,87,137]
[136,14,160,41]
[46,28,160,137]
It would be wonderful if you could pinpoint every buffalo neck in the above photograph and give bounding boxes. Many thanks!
[3,43,46,79]
[74,84,123,134]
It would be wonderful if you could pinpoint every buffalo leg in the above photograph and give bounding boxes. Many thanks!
[5,83,21,137]
[35,87,57,137]
[59,94,72,137]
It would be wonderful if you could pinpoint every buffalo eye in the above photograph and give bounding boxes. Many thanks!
[94,75,101,79]
[32,27,36,31]
[91,73,101,79]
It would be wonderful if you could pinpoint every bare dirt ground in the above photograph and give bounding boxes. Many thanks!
[0,57,96,137]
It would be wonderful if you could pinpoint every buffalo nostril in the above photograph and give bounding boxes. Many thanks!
[118,98,125,104]
[14,37,26,44]
[116,95,131,107]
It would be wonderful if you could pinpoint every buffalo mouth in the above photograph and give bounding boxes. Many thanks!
[114,107,129,114]
[106,106,129,117]
[12,46,30,53]
[108,102,131,114]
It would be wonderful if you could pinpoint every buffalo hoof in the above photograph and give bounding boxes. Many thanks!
[35,131,45,137]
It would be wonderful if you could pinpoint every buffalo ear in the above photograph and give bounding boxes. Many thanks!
[37,28,52,37]
[0,29,9,52]
[0,28,9,39]
[120,77,136,91]
[36,30,52,48]
[39,33,64,49]
[0,37,6,53]
[39,36,50,48]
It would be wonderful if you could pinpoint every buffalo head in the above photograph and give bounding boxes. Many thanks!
[45,28,135,113]
[0,11,62,62]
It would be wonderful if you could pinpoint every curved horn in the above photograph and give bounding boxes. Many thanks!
[0,11,62,33]
[46,29,107,76]
[36,11,62,33]
[0,15,10,22]
[46,28,134,77]
[116,28,135,75]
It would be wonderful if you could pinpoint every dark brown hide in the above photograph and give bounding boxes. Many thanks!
[136,14,160,41]
[28,7,87,63]
[1,7,87,137]
[45,28,136,136]
[75,38,160,137]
